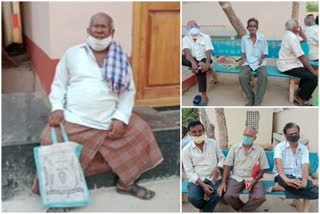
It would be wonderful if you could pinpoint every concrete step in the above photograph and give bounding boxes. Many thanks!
[2,93,180,201]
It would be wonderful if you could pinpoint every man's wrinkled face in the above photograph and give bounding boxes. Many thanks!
[243,128,257,141]
[247,21,258,34]
[189,124,204,137]
[87,15,114,39]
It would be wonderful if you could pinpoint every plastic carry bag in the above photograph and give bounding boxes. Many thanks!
[33,124,90,208]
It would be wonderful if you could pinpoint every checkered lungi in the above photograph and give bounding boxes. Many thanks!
[32,113,164,194]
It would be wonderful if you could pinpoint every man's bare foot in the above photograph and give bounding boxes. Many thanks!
[267,182,285,193]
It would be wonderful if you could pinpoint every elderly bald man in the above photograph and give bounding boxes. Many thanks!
[32,12,163,212]
[217,127,269,212]
[277,19,318,106]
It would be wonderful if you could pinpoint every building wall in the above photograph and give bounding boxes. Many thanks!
[182,2,306,40]
[22,2,133,59]
[21,2,133,93]
[206,108,273,148]
[273,108,318,152]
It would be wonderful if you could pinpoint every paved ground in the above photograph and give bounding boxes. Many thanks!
[2,176,180,212]
[182,67,317,106]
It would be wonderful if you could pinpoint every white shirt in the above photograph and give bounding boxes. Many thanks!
[241,33,268,71]
[277,31,304,72]
[303,25,319,60]
[49,43,136,130]
[182,138,225,184]
[273,141,309,178]
[182,33,214,61]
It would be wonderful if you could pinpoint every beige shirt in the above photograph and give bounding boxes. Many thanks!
[277,31,304,72]
[182,138,225,184]
[224,143,269,182]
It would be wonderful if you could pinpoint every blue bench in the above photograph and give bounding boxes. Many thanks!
[182,150,319,197]
[210,39,314,103]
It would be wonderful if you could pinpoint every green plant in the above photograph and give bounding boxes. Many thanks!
[307,1,318,12]
[182,108,199,125]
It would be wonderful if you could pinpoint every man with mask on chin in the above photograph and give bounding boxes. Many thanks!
[182,121,225,212]
[268,122,318,211]
[32,12,163,211]
[239,18,268,106]
[217,127,269,212]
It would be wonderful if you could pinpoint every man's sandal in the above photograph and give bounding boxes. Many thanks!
[116,184,155,200]
[46,208,70,212]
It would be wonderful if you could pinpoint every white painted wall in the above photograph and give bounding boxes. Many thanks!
[273,108,318,153]
[206,108,273,148]
[182,2,307,40]
[22,2,133,58]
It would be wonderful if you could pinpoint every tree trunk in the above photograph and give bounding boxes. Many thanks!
[291,2,300,20]
[218,1,247,39]
[199,108,215,139]
[215,108,228,150]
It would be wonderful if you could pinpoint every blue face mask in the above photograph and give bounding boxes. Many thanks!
[242,136,253,146]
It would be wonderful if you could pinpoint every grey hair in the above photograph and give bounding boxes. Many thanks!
[285,19,298,31]
[304,15,314,26]
[89,12,114,29]
[244,126,257,136]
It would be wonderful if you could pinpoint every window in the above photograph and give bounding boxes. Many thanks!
[246,111,260,133]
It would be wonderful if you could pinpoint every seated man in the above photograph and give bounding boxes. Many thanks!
[217,127,269,212]
[32,12,163,212]
[239,18,268,106]
[303,14,318,61]
[269,122,318,211]
[182,121,225,212]
[182,20,216,106]
[277,19,318,106]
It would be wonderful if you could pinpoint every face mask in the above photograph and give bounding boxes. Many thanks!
[188,27,200,36]
[242,136,253,146]
[287,134,300,142]
[191,135,207,144]
[87,35,112,51]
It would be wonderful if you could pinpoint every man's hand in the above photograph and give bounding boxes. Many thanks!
[284,178,301,189]
[258,58,263,65]
[199,62,210,72]
[240,59,245,66]
[191,62,199,74]
[108,119,126,140]
[201,183,214,195]
[246,179,257,192]
[217,181,226,197]
[211,168,220,185]
[296,180,308,189]
[48,110,65,126]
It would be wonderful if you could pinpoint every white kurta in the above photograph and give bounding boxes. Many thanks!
[49,43,136,130]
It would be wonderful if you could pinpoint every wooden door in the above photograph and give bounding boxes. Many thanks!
[132,2,180,107]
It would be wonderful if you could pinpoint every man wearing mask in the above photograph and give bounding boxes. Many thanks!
[239,18,268,106]
[182,121,225,212]
[269,123,318,211]
[217,127,269,212]
[182,20,216,106]
[32,12,163,211]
